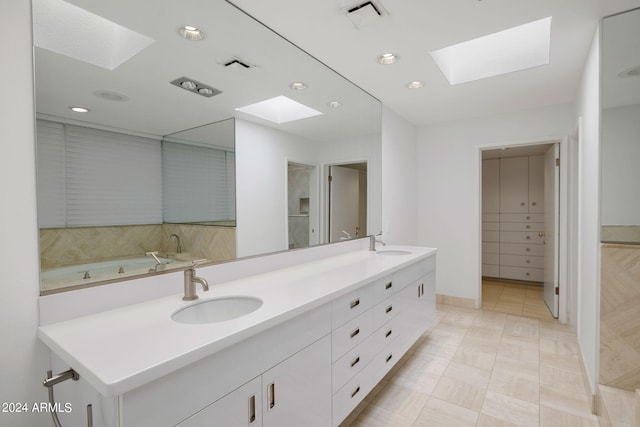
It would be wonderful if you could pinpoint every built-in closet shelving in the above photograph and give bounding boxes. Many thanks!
[482,155,545,282]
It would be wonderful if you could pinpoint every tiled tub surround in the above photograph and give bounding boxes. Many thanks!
[600,243,640,391]
[39,224,236,290]
[38,240,435,426]
[601,226,640,244]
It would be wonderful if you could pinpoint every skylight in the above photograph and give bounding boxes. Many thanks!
[32,0,155,70]
[235,96,323,124]
[430,16,552,85]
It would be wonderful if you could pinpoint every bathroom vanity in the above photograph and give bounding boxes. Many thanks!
[38,240,436,427]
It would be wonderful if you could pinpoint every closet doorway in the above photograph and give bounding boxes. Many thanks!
[326,162,367,243]
[481,143,560,319]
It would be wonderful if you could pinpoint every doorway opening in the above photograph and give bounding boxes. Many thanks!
[327,162,368,243]
[480,142,560,319]
[287,162,316,250]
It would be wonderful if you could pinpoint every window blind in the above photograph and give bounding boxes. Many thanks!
[35,119,162,227]
[162,141,233,222]
[36,120,66,227]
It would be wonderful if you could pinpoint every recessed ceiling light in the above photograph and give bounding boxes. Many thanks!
[69,106,90,113]
[236,95,323,124]
[177,25,205,41]
[377,53,399,65]
[170,77,222,98]
[430,16,552,85]
[327,101,343,108]
[618,65,640,78]
[406,81,424,89]
[180,81,197,90]
[289,82,308,91]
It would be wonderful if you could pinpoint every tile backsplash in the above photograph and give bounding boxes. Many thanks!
[40,224,235,268]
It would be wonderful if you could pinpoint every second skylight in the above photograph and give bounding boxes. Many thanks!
[430,16,552,85]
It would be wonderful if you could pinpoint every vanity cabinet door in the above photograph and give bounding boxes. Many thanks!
[262,335,332,427]
[175,377,262,427]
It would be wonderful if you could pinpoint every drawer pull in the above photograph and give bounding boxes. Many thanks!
[526,272,530,276]
[526,236,531,240]
[526,216,531,220]
[421,283,425,295]
[526,248,531,252]
[532,202,537,206]
[526,225,531,229]
[350,298,360,309]
[385,281,393,290]
[385,305,393,314]
[267,383,275,410]
[385,353,393,363]
[248,394,256,424]
[350,328,360,339]
[526,259,531,264]
[350,356,360,368]
[521,202,525,206]
[351,386,361,398]
[385,329,392,338]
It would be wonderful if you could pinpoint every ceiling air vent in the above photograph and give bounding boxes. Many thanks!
[345,0,387,29]
[224,59,252,69]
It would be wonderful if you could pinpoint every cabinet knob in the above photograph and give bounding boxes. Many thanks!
[526,272,530,276]
[526,236,531,240]
[526,216,531,220]
[532,202,537,206]
[526,259,531,264]
[526,225,531,229]
[526,248,531,252]
[521,202,525,206]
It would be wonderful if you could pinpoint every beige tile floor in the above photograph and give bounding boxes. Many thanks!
[481,280,554,321]
[341,302,599,427]
[599,384,638,427]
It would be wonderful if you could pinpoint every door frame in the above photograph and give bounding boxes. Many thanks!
[321,159,369,244]
[477,135,571,324]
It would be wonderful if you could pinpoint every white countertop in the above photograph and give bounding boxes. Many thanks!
[38,246,435,396]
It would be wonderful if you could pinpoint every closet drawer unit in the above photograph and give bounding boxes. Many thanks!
[483,242,500,254]
[482,264,500,277]
[499,222,544,232]
[500,254,544,269]
[500,231,543,244]
[482,213,500,222]
[332,284,373,329]
[483,253,499,265]
[332,363,375,427]
[500,213,544,223]
[332,309,374,362]
[332,334,376,393]
[500,243,544,256]
[373,292,401,331]
[482,222,500,231]
[483,231,500,242]
[499,266,543,282]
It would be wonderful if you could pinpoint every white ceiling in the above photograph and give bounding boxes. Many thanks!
[230,0,640,127]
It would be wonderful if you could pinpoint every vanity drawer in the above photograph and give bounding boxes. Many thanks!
[500,243,544,256]
[373,339,402,383]
[500,213,544,223]
[500,254,544,269]
[499,266,543,282]
[392,261,427,290]
[372,291,402,331]
[372,316,399,355]
[332,284,373,329]
[332,363,374,427]
[332,309,374,362]
[371,275,396,304]
[332,334,375,393]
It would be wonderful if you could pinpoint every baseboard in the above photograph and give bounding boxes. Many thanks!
[436,294,475,309]
[635,389,639,427]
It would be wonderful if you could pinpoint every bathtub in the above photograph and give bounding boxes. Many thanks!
[41,256,192,291]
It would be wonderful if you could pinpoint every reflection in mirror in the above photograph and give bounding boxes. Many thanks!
[33,0,381,293]
[601,8,640,244]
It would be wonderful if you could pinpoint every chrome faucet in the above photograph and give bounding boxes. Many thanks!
[369,233,386,251]
[167,234,182,254]
[183,268,209,301]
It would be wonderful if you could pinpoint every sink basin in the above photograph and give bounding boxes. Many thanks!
[376,250,412,256]
[172,296,263,324]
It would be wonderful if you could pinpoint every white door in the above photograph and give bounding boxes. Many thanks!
[329,166,360,242]
[543,144,560,317]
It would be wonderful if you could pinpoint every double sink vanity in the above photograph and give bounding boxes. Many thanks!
[38,239,436,427]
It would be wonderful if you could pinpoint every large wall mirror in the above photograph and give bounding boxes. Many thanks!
[33,0,382,293]
[601,7,640,244]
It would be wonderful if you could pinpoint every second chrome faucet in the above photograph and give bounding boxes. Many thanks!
[183,267,209,301]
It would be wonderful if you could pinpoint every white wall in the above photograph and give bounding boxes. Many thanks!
[575,28,601,397]
[416,104,573,301]
[0,1,51,426]
[381,106,418,245]
[235,120,318,257]
[601,104,640,225]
